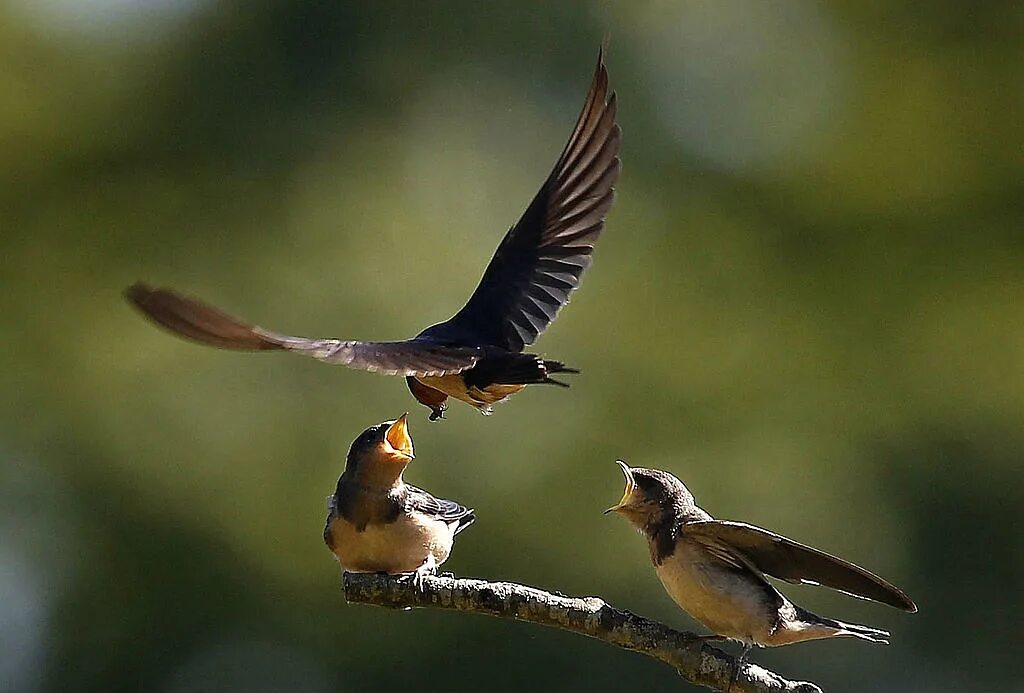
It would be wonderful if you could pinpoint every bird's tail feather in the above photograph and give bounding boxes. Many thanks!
[541,359,579,387]
[453,512,476,535]
[465,353,579,388]
[831,620,890,644]
[796,606,890,644]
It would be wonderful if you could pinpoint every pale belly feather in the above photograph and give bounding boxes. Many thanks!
[654,541,778,644]
[328,512,455,574]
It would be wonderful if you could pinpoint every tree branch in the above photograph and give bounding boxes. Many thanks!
[342,572,822,693]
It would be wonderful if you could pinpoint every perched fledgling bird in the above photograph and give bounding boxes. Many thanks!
[125,47,621,420]
[606,462,916,667]
[324,414,474,584]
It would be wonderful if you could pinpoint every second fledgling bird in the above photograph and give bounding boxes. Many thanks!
[606,462,916,666]
[324,414,474,584]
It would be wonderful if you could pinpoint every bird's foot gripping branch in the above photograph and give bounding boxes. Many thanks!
[341,571,823,693]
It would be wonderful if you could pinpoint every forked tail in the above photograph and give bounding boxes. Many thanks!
[541,359,580,387]
[464,353,579,389]
[830,620,890,644]
[795,606,890,645]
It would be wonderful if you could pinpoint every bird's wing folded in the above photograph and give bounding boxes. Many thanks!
[683,520,917,612]
[429,46,621,352]
[125,283,481,376]
[405,485,475,533]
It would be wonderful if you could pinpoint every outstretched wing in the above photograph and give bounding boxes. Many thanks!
[425,47,621,352]
[684,520,917,612]
[126,283,481,377]
[406,485,475,534]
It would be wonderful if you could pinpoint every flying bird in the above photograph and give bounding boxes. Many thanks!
[606,462,916,681]
[324,414,474,585]
[126,47,621,420]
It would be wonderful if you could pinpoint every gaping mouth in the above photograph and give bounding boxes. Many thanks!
[604,460,634,514]
[384,413,414,459]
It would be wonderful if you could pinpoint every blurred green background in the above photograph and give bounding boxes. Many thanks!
[2,1,1022,691]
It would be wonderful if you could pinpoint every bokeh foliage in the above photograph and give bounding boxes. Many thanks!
[1,2,1022,692]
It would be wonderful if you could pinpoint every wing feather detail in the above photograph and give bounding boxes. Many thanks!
[426,47,621,352]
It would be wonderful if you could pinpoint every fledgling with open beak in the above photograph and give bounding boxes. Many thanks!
[324,414,474,586]
[125,45,621,420]
[606,462,916,671]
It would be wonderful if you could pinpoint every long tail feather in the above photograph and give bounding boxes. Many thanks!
[541,359,578,388]
[464,354,580,388]
[831,620,891,644]
[795,606,890,644]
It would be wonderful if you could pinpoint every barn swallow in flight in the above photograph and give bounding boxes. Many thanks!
[606,462,916,679]
[324,414,474,586]
[126,47,620,420]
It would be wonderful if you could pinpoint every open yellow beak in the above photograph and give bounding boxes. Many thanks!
[604,460,634,514]
[384,413,414,459]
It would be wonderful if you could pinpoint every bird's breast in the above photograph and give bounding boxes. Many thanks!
[326,511,455,574]
[654,540,779,645]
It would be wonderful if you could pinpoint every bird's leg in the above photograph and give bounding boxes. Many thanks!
[411,554,437,593]
[727,644,752,693]
[406,377,448,422]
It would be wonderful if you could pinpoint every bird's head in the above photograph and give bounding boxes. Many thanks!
[343,414,416,488]
[604,461,699,535]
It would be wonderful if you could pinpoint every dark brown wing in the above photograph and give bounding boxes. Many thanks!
[125,283,481,377]
[423,47,621,352]
[684,520,918,612]
[406,485,475,535]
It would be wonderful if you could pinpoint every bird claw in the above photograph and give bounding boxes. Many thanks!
[727,644,752,693]
[428,405,446,422]
[412,562,437,593]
